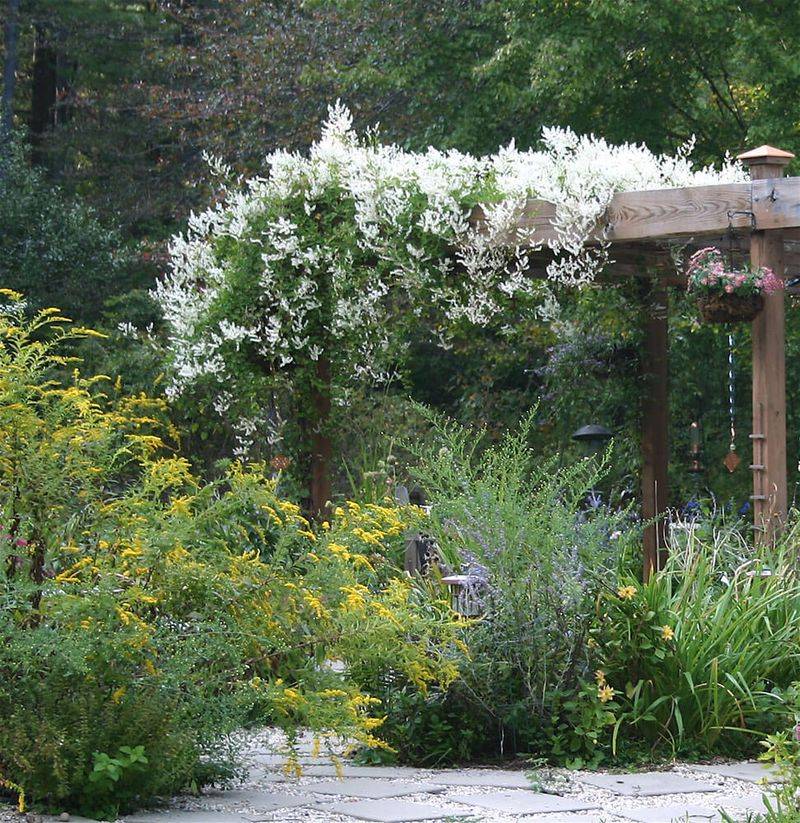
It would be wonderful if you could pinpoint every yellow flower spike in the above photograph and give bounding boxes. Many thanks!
[111,686,127,704]
[660,625,675,641]
[331,755,345,779]
[617,585,637,600]
[281,758,303,778]
[0,775,25,813]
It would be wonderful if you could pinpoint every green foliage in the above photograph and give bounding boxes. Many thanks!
[353,680,484,767]
[0,139,134,322]
[551,680,618,770]
[86,747,149,821]
[362,409,638,764]
[596,519,800,758]
[0,293,461,817]
[754,689,800,823]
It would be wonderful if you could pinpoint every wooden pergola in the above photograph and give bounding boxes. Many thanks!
[503,145,800,577]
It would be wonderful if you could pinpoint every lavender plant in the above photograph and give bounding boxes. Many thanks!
[396,409,638,763]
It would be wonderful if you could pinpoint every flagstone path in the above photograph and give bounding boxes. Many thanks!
[10,735,782,823]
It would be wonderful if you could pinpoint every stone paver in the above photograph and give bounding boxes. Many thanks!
[690,762,780,784]
[248,753,330,767]
[195,790,310,811]
[429,769,533,789]
[716,794,772,814]
[125,812,249,823]
[34,757,788,823]
[617,805,722,823]
[448,790,599,814]
[299,765,426,779]
[320,799,471,822]
[575,772,717,797]
[309,779,444,799]
[526,816,605,823]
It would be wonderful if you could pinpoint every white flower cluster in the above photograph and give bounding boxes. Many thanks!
[153,103,745,445]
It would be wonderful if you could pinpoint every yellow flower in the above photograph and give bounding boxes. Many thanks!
[617,585,637,600]
[598,684,615,703]
[281,687,305,707]
[303,591,327,618]
[595,669,606,685]
[282,758,303,778]
[661,625,675,641]
[111,686,127,704]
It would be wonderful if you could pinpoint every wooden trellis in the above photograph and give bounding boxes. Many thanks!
[495,145,798,578]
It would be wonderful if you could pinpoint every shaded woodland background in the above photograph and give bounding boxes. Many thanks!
[4,0,800,509]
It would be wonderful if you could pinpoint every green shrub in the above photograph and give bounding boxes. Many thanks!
[0,139,134,322]
[0,293,461,818]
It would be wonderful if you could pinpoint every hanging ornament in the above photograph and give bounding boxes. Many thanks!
[723,332,741,473]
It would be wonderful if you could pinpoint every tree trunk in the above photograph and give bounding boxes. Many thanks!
[30,24,73,164]
[30,24,57,162]
[1,0,21,146]
[309,357,332,518]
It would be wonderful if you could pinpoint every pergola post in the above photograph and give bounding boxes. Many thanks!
[641,282,669,581]
[738,145,795,537]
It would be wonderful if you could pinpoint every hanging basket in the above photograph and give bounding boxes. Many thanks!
[696,292,764,323]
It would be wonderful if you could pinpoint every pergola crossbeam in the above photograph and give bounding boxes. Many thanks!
[478,176,800,246]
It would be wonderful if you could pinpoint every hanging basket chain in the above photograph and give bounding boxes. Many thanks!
[728,332,736,453]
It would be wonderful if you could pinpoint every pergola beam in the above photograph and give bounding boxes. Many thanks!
[477,176,800,246]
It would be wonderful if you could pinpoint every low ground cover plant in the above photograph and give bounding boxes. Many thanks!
[0,293,460,818]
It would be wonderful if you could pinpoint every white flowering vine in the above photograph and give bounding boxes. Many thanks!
[153,103,744,466]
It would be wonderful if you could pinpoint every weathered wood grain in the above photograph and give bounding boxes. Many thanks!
[473,177,800,246]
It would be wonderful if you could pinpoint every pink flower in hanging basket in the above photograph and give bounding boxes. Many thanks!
[686,247,782,298]
[759,268,784,294]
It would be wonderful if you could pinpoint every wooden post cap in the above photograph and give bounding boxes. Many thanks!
[737,145,795,166]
